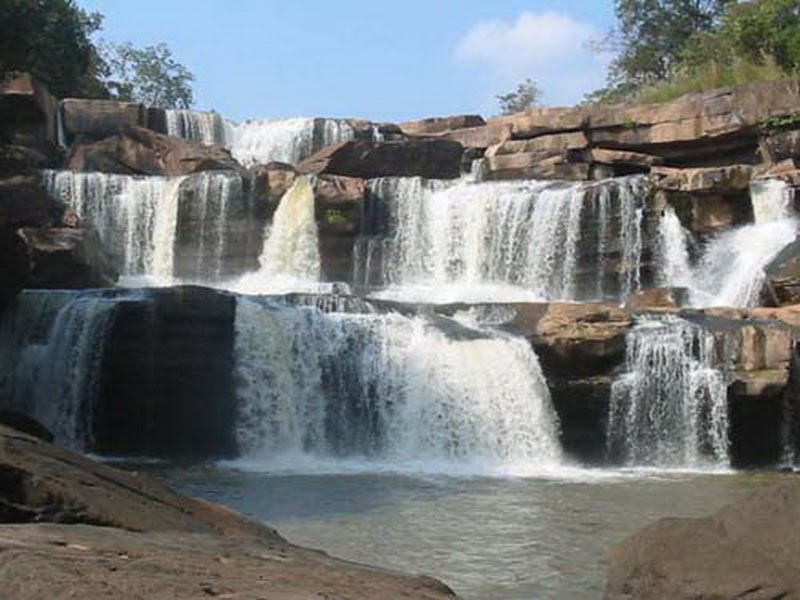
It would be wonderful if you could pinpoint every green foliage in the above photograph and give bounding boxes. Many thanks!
[101,42,195,109]
[497,78,541,115]
[760,110,800,132]
[0,0,106,97]
[590,0,800,105]
[324,209,349,226]
[599,0,732,98]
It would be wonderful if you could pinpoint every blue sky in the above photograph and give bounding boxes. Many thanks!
[78,1,616,123]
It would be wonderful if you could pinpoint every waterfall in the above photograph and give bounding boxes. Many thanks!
[360,175,648,303]
[657,206,693,288]
[233,175,323,294]
[688,219,797,307]
[233,297,562,468]
[228,118,354,166]
[165,109,232,146]
[43,170,185,283]
[751,179,794,223]
[0,291,120,448]
[607,315,729,468]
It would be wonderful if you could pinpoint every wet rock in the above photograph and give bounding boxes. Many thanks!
[18,227,117,288]
[653,164,754,193]
[605,482,800,599]
[660,188,752,235]
[67,126,241,176]
[763,129,800,163]
[314,175,367,281]
[298,138,464,179]
[96,287,238,459]
[0,227,29,309]
[0,175,61,229]
[0,411,52,442]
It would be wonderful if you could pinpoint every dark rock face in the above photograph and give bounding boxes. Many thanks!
[298,138,464,180]
[605,482,800,599]
[0,175,61,229]
[0,228,29,309]
[67,126,240,176]
[96,287,238,458]
[0,73,59,168]
[315,174,367,281]
[61,98,148,143]
[19,227,117,289]
[764,238,800,306]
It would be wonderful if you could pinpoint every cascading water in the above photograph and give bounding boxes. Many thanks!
[656,179,798,307]
[751,178,794,223]
[165,109,233,146]
[228,118,355,166]
[358,175,649,303]
[0,291,121,447]
[607,315,729,468]
[233,297,562,470]
[657,206,693,288]
[43,170,185,284]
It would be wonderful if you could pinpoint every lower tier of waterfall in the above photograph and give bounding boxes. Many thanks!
[607,315,729,468]
[233,297,563,468]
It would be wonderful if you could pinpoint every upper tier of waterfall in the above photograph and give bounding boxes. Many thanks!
[356,175,651,304]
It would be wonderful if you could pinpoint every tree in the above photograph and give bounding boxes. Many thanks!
[597,0,733,99]
[0,0,107,97]
[497,78,541,115]
[101,42,195,109]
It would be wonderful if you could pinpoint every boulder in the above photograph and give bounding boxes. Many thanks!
[605,482,800,600]
[484,152,590,181]
[314,175,367,281]
[400,115,485,136]
[0,411,52,442]
[0,73,58,156]
[298,138,464,180]
[660,188,751,235]
[61,98,146,143]
[18,227,117,288]
[248,162,297,216]
[763,237,800,306]
[67,126,241,176]
[0,426,457,599]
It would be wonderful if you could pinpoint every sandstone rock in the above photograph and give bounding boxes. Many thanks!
[298,139,464,179]
[487,131,589,157]
[61,98,146,143]
[661,188,751,234]
[484,153,590,181]
[248,161,297,215]
[19,227,117,288]
[589,148,662,168]
[653,164,754,193]
[605,482,800,599]
[314,175,367,281]
[0,73,58,155]
[400,114,485,136]
[0,426,457,599]
[67,126,240,176]
[763,237,800,306]
[755,158,800,185]
[626,287,687,310]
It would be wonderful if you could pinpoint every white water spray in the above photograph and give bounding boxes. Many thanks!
[608,315,729,468]
[233,298,562,467]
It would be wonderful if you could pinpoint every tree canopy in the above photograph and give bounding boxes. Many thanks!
[497,78,541,116]
[0,0,195,107]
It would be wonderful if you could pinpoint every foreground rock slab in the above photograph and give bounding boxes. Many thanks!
[0,425,457,599]
[605,482,800,599]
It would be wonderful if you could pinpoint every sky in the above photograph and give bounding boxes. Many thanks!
[78,1,616,123]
